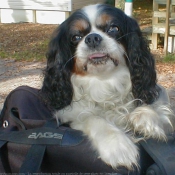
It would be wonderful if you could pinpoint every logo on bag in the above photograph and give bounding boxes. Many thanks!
[28,132,63,139]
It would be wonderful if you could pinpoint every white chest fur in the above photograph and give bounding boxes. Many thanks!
[56,66,135,127]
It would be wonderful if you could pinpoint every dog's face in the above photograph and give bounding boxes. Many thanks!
[42,4,159,109]
[70,4,127,76]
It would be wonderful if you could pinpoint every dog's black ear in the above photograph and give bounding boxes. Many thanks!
[41,22,74,110]
[125,17,160,105]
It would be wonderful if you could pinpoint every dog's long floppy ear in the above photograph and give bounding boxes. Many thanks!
[41,22,74,110]
[125,17,160,105]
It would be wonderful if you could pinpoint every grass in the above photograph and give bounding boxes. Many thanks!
[0,39,49,61]
[17,39,49,61]
[163,54,175,62]
[0,23,56,61]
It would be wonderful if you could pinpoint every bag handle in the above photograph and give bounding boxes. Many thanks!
[19,145,46,173]
[10,108,26,130]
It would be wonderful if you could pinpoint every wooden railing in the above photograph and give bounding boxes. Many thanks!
[152,0,175,53]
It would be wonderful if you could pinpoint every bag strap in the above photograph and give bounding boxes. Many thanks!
[19,145,46,173]
[0,140,6,148]
[140,134,175,175]
[18,120,58,173]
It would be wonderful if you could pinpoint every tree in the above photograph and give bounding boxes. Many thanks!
[105,0,125,10]
[115,0,125,10]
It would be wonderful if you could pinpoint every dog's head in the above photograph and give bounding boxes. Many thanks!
[42,4,160,110]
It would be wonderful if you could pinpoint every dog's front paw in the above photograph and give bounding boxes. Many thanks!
[129,106,167,140]
[96,130,139,170]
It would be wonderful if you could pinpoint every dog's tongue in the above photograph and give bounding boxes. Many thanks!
[89,53,107,59]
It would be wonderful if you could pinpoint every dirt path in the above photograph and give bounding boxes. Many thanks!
[0,59,45,109]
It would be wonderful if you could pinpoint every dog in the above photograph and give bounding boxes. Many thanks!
[41,4,174,170]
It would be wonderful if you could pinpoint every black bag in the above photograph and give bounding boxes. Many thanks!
[0,86,174,174]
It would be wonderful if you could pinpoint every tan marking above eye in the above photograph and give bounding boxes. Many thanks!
[96,13,113,26]
[71,19,89,32]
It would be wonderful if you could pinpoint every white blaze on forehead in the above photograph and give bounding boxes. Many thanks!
[82,4,99,26]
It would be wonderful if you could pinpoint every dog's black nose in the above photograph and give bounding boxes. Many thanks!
[85,33,102,48]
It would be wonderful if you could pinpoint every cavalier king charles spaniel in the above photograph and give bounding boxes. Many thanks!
[41,4,174,170]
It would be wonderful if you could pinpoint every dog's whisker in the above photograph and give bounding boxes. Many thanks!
[63,55,75,68]
[115,44,132,67]
[116,32,136,41]
[123,51,131,66]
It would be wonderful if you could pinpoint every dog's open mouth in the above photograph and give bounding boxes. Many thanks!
[88,53,108,65]
[88,53,118,66]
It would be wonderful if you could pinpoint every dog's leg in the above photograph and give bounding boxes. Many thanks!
[71,116,139,170]
[128,105,173,140]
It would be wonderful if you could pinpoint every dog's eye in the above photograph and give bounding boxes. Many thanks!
[107,25,119,33]
[71,35,82,43]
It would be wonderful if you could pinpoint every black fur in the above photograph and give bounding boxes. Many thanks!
[41,21,74,110]
[41,4,159,110]
[125,17,160,105]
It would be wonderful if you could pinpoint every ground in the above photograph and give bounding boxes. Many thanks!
[0,23,56,108]
[0,1,175,109]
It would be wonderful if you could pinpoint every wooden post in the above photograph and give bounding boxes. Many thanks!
[33,10,36,23]
[152,0,159,50]
[164,0,171,54]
